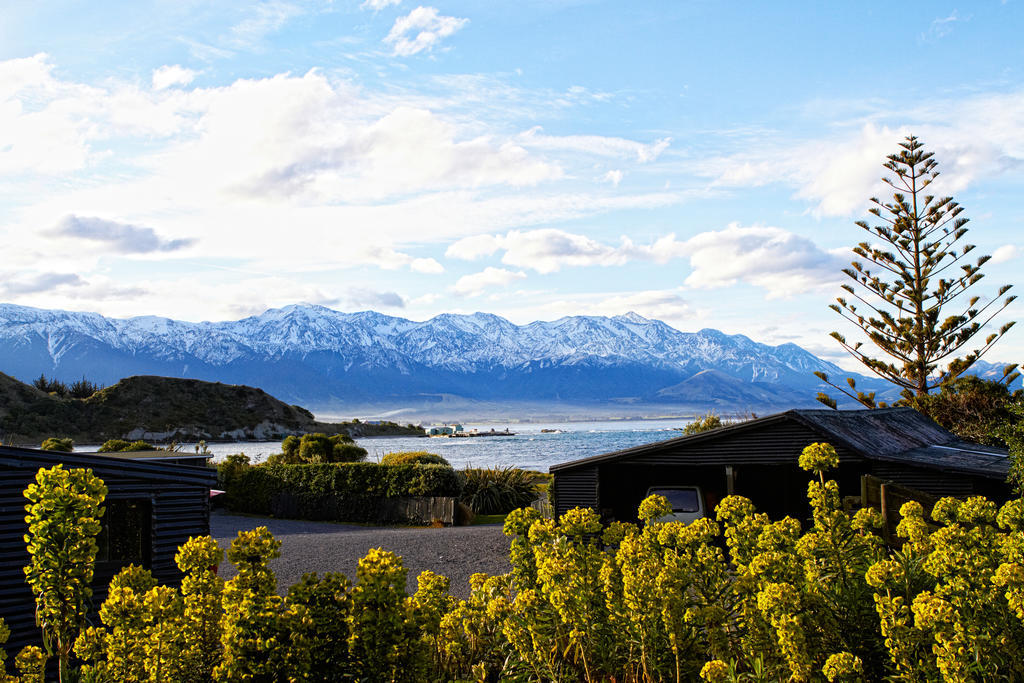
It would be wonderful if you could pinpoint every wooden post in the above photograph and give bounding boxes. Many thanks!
[879,483,891,545]
[725,465,736,495]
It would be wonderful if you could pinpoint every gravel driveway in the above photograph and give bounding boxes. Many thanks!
[211,511,512,599]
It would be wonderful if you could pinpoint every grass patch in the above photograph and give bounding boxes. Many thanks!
[470,513,507,526]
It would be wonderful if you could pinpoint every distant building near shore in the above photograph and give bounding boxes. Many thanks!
[425,424,463,436]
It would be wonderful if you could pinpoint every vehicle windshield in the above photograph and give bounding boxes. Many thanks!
[649,487,700,513]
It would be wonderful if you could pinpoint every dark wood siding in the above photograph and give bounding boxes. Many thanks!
[624,420,865,467]
[553,466,598,518]
[869,463,977,498]
[1,447,215,651]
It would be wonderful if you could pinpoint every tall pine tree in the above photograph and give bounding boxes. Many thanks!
[817,136,1016,408]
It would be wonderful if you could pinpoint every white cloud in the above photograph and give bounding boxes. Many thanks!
[991,244,1021,264]
[445,224,843,297]
[498,229,627,274]
[49,215,195,253]
[229,1,303,46]
[346,287,406,308]
[362,0,401,10]
[679,223,845,298]
[451,267,526,297]
[585,289,694,322]
[384,6,468,56]
[354,245,444,273]
[519,127,671,163]
[520,126,671,162]
[0,271,84,296]
[925,10,964,41]
[701,90,1024,216]
[152,65,197,90]
[446,234,502,260]
[603,170,623,186]
[410,257,445,274]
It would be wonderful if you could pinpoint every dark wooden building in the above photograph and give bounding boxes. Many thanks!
[0,445,217,650]
[551,408,1011,523]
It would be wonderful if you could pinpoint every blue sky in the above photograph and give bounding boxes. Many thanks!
[1,0,1022,369]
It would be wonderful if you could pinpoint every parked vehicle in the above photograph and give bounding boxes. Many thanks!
[645,485,705,524]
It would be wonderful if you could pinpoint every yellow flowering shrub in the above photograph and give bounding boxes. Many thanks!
[10,450,1024,682]
[23,465,107,681]
[799,442,840,478]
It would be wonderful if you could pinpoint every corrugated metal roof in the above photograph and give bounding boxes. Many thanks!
[550,407,1010,479]
[0,445,217,486]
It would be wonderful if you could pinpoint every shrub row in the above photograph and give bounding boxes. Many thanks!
[225,462,462,522]
[10,445,1024,682]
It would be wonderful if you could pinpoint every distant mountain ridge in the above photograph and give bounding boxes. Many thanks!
[0,302,925,416]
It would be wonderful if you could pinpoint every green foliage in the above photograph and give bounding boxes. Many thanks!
[225,462,463,522]
[685,413,723,435]
[460,466,540,515]
[97,439,155,453]
[908,374,1023,447]
[174,537,225,682]
[297,432,365,463]
[216,527,286,680]
[281,571,354,678]
[33,374,69,397]
[215,453,250,491]
[30,374,100,399]
[75,564,157,682]
[820,135,1016,407]
[69,376,101,399]
[39,437,73,452]
[13,646,46,682]
[10,453,1024,682]
[1006,402,1024,496]
[381,451,451,467]
[23,465,107,681]
[349,548,412,679]
[276,432,365,464]
[280,434,300,459]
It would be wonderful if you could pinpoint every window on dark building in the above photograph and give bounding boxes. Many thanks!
[96,498,152,571]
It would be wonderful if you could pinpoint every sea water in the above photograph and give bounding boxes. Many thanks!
[75,418,691,471]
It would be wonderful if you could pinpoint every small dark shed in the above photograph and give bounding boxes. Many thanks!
[0,446,217,650]
[550,408,1011,523]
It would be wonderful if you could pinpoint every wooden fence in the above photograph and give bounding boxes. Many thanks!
[860,474,940,545]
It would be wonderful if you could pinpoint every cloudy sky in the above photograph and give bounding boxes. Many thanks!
[2,1,1022,369]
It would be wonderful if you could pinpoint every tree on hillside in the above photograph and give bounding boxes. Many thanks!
[817,135,1017,408]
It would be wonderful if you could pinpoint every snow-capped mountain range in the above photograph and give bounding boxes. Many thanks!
[0,302,898,415]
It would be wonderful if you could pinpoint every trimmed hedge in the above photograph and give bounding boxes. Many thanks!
[380,451,451,467]
[225,462,462,522]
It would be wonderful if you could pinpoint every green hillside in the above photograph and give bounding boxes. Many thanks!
[0,373,420,445]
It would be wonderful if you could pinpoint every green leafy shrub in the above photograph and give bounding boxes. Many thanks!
[381,451,451,467]
[216,453,250,491]
[277,432,365,464]
[39,437,73,452]
[98,439,156,452]
[225,463,463,522]
[460,467,539,515]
